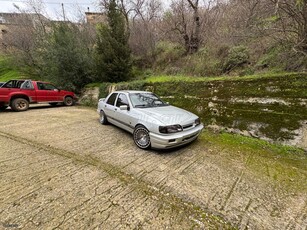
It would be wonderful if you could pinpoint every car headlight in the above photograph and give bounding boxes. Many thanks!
[195,118,201,126]
[159,125,183,134]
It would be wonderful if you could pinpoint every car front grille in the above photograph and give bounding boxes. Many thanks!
[182,123,194,130]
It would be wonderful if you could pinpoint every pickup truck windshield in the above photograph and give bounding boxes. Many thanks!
[129,93,168,108]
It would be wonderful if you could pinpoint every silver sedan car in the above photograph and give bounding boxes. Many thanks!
[97,91,204,149]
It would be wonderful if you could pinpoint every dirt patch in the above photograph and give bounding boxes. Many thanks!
[0,105,306,229]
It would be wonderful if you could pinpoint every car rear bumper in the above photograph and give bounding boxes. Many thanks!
[149,124,204,149]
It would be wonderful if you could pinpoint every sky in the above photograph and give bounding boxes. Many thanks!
[0,0,100,21]
[0,0,171,21]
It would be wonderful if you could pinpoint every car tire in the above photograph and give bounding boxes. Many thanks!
[0,105,8,111]
[133,125,151,149]
[49,102,58,106]
[63,96,74,106]
[11,98,29,112]
[99,110,108,125]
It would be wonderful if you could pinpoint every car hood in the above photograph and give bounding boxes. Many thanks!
[138,105,197,125]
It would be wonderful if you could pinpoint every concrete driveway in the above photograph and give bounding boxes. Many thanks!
[0,105,306,229]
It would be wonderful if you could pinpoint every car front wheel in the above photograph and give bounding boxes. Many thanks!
[63,96,74,106]
[133,125,151,149]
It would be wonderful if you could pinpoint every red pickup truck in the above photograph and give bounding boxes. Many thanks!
[0,80,76,112]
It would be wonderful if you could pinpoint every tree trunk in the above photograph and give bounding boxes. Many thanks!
[299,3,307,51]
[186,0,200,54]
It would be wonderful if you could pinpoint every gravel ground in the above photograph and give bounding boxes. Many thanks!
[0,105,306,229]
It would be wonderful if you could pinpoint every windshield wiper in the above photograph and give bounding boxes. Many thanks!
[135,104,148,108]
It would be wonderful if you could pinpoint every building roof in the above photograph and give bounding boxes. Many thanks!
[0,12,49,25]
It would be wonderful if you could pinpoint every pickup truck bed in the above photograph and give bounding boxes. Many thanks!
[0,80,76,112]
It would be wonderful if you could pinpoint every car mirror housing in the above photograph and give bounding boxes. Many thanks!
[120,105,129,111]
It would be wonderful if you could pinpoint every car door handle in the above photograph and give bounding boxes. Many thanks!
[115,108,117,111]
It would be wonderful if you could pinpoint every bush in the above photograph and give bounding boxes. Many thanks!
[37,23,94,93]
[99,82,112,98]
[223,46,250,72]
[180,49,222,76]
[154,42,185,68]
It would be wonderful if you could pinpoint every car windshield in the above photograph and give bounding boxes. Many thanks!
[129,93,169,108]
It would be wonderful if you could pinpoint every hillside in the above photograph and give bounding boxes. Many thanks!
[0,56,22,82]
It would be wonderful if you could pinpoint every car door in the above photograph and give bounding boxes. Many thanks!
[113,93,133,131]
[36,82,50,102]
[36,82,60,102]
[103,93,118,119]
[43,83,61,101]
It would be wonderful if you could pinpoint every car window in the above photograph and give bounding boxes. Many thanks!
[106,93,118,106]
[37,82,45,90]
[20,80,34,90]
[116,94,129,107]
[44,83,57,90]
[37,82,57,91]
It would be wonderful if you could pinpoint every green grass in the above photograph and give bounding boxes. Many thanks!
[0,56,23,82]
[200,130,307,191]
[87,72,306,88]
[144,72,304,83]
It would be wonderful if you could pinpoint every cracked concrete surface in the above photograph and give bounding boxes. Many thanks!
[0,105,306,229]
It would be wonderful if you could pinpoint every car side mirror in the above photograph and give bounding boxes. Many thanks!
[120,105,129,111]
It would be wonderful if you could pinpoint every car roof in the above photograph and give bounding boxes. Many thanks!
[113,90,152,94]
[8,79,51,84]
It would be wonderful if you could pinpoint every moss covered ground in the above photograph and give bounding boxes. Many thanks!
[95,72,307,144]
[200,131,307,191]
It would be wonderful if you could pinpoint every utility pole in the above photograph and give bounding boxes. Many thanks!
[61,3,66,21]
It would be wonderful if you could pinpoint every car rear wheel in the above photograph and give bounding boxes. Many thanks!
[63,96,74,106]
[99,110,108,125]
[11,98,29,112]
[133,125,151,149]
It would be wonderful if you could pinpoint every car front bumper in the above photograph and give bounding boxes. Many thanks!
[149,124,204,149]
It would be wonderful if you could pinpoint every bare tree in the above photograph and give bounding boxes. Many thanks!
[186,0,200,53]
[129,0,163,64]
[162,0,221,54]
[272,0,307,54]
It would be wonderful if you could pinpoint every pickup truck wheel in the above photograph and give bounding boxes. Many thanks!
[63,96,74,106]
[0,106,8,111]
[11,98,29,112]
